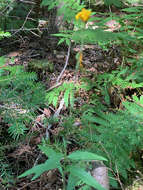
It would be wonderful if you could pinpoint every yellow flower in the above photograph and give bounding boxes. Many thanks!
[75,8,91,22]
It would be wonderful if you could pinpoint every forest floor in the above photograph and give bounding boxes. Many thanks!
[0,32,143,190]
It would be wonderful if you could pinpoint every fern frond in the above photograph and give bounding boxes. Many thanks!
[8,122,28,140]
[0,65,46,140]
[46,82,78,108]
[81,98,143,178]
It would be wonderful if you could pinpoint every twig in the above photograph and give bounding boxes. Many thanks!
[18,0,36,5]
[56,44,71,83]
[54,98,65,118]
[115,164,124,190]
[17,179,40,190]
[12,8,33,36]
[0,104,45,128]
[33,153,42,166]
[46,82,62,92]
[0,1,14,14]
[5,27,48,32]
[98,141,112,169]
[34,100,64,170]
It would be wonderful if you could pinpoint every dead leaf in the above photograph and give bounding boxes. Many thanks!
[6,51,21,58]
[8,145,32,158]
[43,108,51,118]
[35,114,45,123]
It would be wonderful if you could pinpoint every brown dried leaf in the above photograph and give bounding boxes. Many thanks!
[7,51,21,58]
[8,145,32,157]
[43,108,51,118]
[35,114,44,122]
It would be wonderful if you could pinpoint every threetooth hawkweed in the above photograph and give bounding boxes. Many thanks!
[75,8,91,23]
[75,8,91,71]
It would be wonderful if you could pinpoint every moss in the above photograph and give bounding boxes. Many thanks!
[28,59,54,73]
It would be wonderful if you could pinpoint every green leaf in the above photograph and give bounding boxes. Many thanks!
[39,145,64,159]
[68,166,107,190]
[58,38,65,45]
[0,31,11,39]
[53,33,71,38]
[104,0,122,7]
[19,156,62,180]
[41,0,56,9]
[0,56,6,67]
[70,90,75,107]
[53,95,59,107]
[122,7,142,12]
[67,151,107,161]
[67,173,79,190]
[72,29,117,44]
[66,38,71,46]
[64,89,70,107]
[139,96,143,105]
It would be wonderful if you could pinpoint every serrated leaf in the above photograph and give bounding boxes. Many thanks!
[19,157,62,180]
[68,151,107,161]
[53,95,59,107]
[46,91,55,105]
[68,166,107,190]
[70,90,75,107]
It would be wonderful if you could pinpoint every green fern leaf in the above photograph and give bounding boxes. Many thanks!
[8,123,27,140]
[64,88,70,107]
[70,90,75,107]
[53,95,59,107]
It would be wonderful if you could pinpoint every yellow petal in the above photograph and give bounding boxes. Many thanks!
[75,12,81,20]
[75,8,91,22]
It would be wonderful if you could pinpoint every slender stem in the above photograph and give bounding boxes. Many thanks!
[75,41,83,81]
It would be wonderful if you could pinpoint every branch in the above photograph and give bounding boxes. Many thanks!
[56,43,71,83]
[12,8,33,36]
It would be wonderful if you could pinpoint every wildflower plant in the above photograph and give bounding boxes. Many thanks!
[75,8,91,23]
[75,8,91,71]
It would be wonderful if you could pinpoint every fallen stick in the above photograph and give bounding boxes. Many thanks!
[56,44,71,83]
